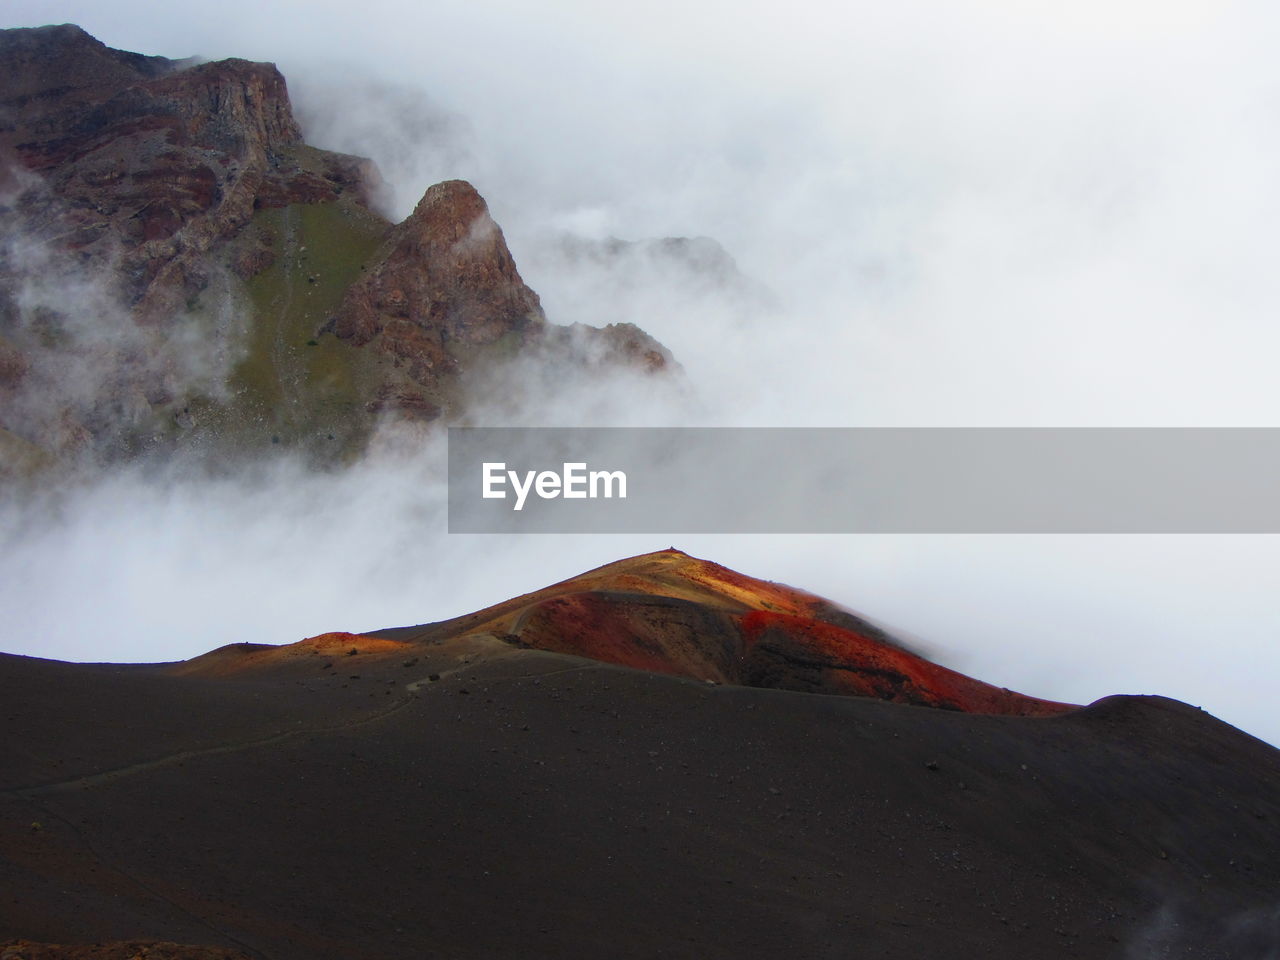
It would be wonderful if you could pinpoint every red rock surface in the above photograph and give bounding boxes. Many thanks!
[737,609,1066,715]
[375,548,1075,715]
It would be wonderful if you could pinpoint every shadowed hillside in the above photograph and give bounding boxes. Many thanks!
[3,552,1277,959]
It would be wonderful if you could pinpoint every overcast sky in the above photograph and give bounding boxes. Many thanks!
[5,1,1280,745]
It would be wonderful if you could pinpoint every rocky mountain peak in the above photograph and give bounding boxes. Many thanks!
[0,25,360,308]
[0,25,673,471]
[138,57,303,161]
[408,179,494,244]
[0,24,180,107]
[0,35,303,189]
[332,178,544,363]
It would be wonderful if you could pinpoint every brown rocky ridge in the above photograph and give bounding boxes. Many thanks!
[0,24,673,470]
[3,549,1278,958]
[326,179,545,393]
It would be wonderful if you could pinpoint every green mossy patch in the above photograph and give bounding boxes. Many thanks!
[215,198,389,456]
[0,425,53,478]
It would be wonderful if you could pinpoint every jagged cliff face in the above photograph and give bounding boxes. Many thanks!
[329,179,547,406]
[0,24,372,315]
[0,25,672,472]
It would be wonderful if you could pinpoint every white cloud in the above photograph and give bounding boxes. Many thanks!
[4,1,1280,744]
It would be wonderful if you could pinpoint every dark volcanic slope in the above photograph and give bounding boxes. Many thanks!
[3,556,1280,959]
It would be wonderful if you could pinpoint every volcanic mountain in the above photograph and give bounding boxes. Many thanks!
[363,548,1074,716]
[3,550,1278,959]
[0,24,671,472]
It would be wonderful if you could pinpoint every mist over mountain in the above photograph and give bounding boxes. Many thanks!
[0,24,673,475]
[4,14,1280,958]
[2,13,1280,746]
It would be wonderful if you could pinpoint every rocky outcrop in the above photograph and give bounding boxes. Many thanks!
[0,22,181,112]
[0,24,378,317]
[330,180,675,393]
[330,180,545,386]
[0,25,674,469]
